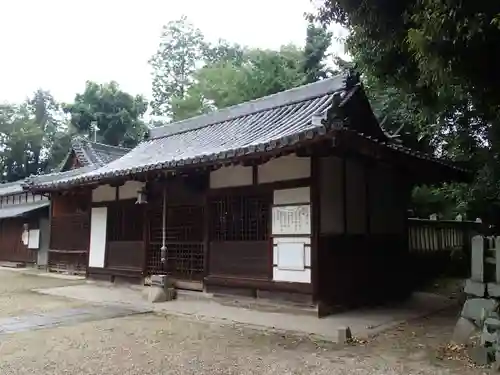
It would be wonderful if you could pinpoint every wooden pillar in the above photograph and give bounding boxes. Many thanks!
[203,190,210,279]
[311,155,320,302]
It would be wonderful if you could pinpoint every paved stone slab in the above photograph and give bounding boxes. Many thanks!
[0,305,149,334]
[37,284,455,342]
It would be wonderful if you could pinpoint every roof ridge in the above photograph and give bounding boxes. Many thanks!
[149,74,347,140]
[71,136,131,151]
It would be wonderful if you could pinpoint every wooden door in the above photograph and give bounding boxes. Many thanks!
[0,218,36,264]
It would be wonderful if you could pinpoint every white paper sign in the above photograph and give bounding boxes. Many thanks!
[28,229,40,249]
[276,241,305,270]
[272,205,311,235]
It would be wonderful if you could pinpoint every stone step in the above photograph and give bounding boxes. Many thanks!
[0,261,25,269]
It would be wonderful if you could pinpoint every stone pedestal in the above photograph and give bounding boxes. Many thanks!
[145,275,177,303]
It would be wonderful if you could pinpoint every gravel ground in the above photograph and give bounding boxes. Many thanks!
[0,269,86,317]
[0,308,489,375]
[0,270,489,375]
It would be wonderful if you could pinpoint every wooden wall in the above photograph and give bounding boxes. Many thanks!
[316,155,412,315]
[0,218,37,264]
[204,155,314,302]
[49,191,90,273]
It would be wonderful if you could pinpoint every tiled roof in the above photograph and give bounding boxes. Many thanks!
[61,137,130,169]
[0,181,25,197]
[24,138,130,190]
[25,72,468,190]
[0,200,49,219]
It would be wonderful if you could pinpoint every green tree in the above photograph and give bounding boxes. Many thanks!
[312,2,500,222]
[0,90,67,180]
[149,16,205,118]
[173,45,306,120]
[302,22,334,83]
[151,18,334,121]
[64,81,148,147]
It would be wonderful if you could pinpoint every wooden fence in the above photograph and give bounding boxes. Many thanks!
[407,218,482,283]
[408,218,481,254]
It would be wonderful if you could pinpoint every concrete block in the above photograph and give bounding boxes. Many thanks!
[494,352,500,372]
[337,326,352,343]
[144,286,177,303]
[165,287,177,301]
[480,326,497,346]
[451,317,477,345]
[147,286,167,303]
[488,283,500,297]
[485,317,500,330]
[461,298,498,323]
[464,279,486,297]
[469,346,492,366]
[471,235,485,282]
[151,274,171,287]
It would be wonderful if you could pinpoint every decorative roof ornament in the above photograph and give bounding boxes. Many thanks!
[344,68,361,90]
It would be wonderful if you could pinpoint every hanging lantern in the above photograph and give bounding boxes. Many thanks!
[135,187,148,205]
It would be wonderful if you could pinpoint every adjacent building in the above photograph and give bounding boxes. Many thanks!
[0,182,49,267]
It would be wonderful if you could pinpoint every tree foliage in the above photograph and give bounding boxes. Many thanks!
[151,16,334,122]
[0,90,67,180]
[313,1,500,223]
[64,81,148,147]
[149,16,205,118]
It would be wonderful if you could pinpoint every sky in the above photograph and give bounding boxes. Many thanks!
[0,0,347,104]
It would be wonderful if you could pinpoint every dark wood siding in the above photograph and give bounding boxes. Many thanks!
[207,190,272,279]
[0,218,37,263]
[209,241,268,278]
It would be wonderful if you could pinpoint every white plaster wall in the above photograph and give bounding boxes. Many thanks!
[319,156,344,234]
[258,154,310,184]
[92,184,116,202]
[272,187,312,284]
[209,165,253,189]
[273,187,310,205]
[345,159,367,234]
[88,207,107,268]
[119,181,145,200]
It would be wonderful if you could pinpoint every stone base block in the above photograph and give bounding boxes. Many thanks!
[151,274,175,288]
[146,286,177,303]
[461,298,498,324]
[469,346,492,366]
[337,326,352,343]
[452,317,477,345]
[464,279,486,297]
[488,283,500,298]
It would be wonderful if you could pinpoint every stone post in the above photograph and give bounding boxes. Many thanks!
[465,235,486,297]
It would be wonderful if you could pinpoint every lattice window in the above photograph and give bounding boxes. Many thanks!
[209,192,271,241]
[147,204,205,279]
[107,200,143,242]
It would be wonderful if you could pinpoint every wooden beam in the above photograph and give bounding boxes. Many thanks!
[310,155,320,302]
